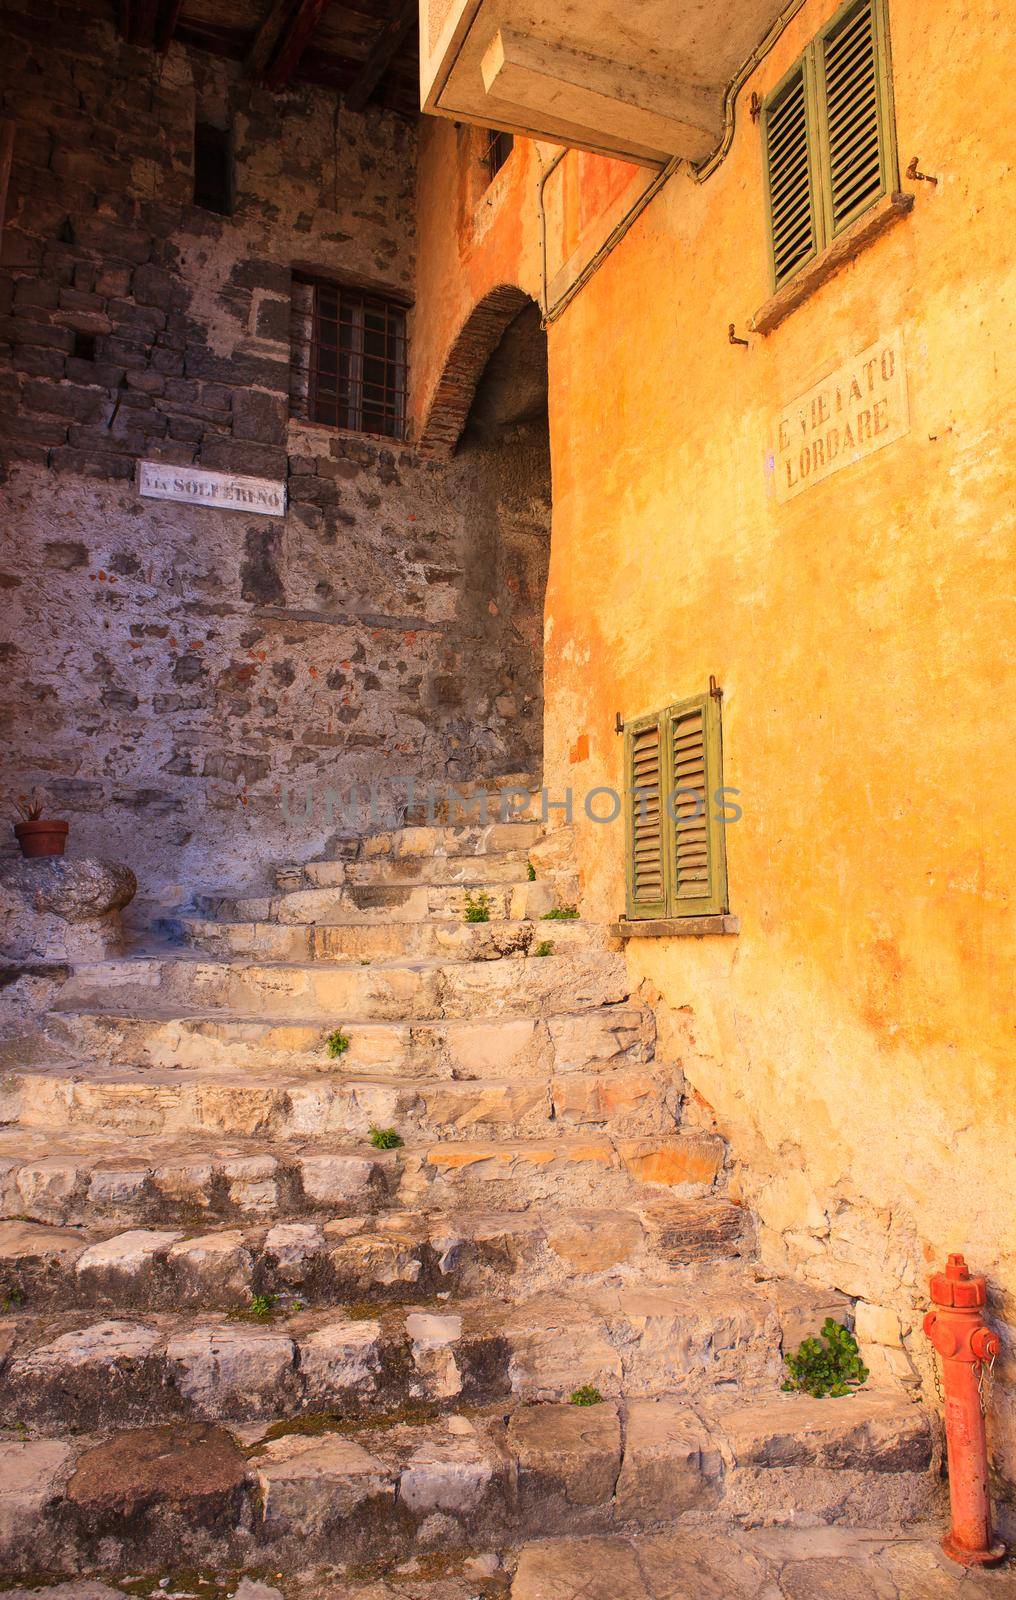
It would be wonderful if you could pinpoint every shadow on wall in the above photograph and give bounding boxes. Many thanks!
[442,302,551,785]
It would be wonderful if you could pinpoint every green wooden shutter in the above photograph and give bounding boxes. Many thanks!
[817,0,889,235]
[664,693,729,918]
[761,0,896,289]
[624,711,668,920]
[762,61,819,289]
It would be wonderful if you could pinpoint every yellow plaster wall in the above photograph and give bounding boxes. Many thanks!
[415,0,1016,1503]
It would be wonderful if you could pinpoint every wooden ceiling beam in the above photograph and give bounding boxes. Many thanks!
[155,0,186,51]
[246,0,296,80]
[263,0,333,90]
[0,120,15,256]
[128,0,159,47]
[345,0,416,111]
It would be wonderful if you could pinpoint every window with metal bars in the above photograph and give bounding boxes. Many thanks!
[290,277,408,440]
[623,693,729,920]
[482,128,514,182]
[761,0,897,291]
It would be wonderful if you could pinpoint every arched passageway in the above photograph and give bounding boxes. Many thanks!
[436,298,551,785]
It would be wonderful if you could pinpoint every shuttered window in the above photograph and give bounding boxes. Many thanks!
[762,0,896,290]
[624,711,668,919]
[764,65,819,288]
[624,693,729,921]
[820,0,887,230]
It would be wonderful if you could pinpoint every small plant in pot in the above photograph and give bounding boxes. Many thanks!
[12,790,69,859]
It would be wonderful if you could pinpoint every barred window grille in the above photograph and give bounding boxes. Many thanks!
[290,277,407,440]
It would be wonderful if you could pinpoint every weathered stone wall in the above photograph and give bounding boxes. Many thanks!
[0,2,549,905]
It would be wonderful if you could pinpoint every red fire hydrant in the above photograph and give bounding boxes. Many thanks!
[924,1253,1006,1566]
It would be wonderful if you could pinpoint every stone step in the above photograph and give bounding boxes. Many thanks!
[45,1003,654,1078]
[306,852,538,887]
[54,949,631,1022]
[213,877,560,925]
[511,1519,954,1600]
[403,777,541,824]
[0,1263,851,1433]
[1,1060,683,1141]
[169,914,593,962]
[360,820,545,859]
[0,1196,753,1312]
[0,1126,728,1226]
[0,1388,939,1576]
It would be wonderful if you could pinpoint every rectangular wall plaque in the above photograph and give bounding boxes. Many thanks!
[138,460,286,516]
[771,332,908,503]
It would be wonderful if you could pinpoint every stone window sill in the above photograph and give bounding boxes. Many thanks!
[611,914,740,940]
[750,191,914,336]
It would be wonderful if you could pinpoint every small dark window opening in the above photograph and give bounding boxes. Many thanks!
[194,122,233,215]
[483,129,514,182]
[72,331,96,362]
[299,281,407,439]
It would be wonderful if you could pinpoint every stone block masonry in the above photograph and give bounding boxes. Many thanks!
[0,1,547,900]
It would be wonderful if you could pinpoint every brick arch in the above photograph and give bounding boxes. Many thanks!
[416,284,534,458]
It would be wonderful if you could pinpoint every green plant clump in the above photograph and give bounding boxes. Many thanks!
[532,940,554,957]
[463,890,492,923]
[527,860,537,881]
[541,905,579,920]
[325,1028,351,1058]
[570,1385,604,1406]
[230,1292,281,1323]
[782,1317,869,1398]
[370,1125,403,1150]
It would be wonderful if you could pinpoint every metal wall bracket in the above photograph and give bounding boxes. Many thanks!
[906,155,938,186]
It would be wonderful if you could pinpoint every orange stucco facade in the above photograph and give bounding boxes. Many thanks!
[413,0,1015,1515]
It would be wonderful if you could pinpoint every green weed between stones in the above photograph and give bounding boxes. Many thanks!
[527,860,537,880]
[369,1125,403,1149]
[228,1292,298,1324]
[532,940,554,957]
[463,890,492,923]
[782,1317,869,1398]
[325,1027,351,1057]
[570,1385,604,1405]
[541,905,579,920]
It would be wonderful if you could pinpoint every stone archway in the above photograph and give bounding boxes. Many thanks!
[417,283,532,459]
[431,296,552,785]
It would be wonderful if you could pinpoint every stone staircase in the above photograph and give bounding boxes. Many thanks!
[0,810,942,1580]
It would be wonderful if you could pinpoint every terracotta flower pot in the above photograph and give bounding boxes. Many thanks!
[14,819,69,859]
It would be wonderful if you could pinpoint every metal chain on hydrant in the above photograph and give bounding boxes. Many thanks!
[976,1349,996,1416]
[931,1347,995,1415]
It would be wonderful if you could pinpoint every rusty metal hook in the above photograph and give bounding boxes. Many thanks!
[906,155,938,186]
